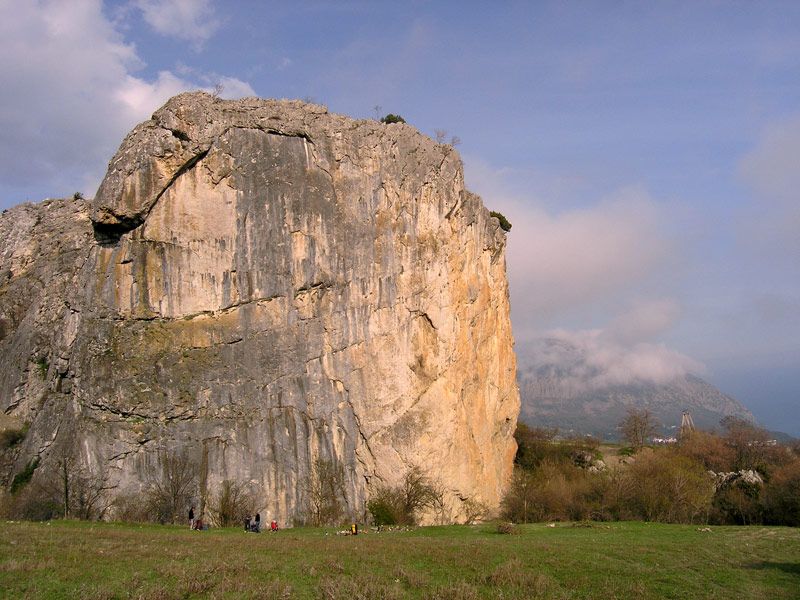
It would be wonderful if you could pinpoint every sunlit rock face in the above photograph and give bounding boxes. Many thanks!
[0,92,518,523]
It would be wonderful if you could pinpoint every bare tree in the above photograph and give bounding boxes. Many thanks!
[400,466,438,518]
[619,407,658,450]
[428,479,452,525]
[208,480,255,527]
[500,468,538,523]
[36,447,114,520]
[461,497,489,524]
[721,416,772,471]
[303,458,346,526]
[373,104,382,120]
[434,129,448,144]
[449,135,461,146]
[146,449,197,524]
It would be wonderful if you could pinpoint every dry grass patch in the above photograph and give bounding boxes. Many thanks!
[318,574,404,600]
[422,581,480,600]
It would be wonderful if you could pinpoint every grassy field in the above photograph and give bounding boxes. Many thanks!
[1,520,798,599]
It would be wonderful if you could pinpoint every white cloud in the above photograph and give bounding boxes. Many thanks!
[524,321,705,394]
[134,0,220,48]
[468,160,672,332]
[213,76,256,100]
[115,70,194,119]
[466,158,699,390]
[510,189,668,315]
[0,0,252,204]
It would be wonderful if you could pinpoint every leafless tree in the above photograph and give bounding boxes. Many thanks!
[619,407,658,450]
[500,468,538,523]
[461,497,489,524]
[373,104,383,120]
[303,458,346,526]
[427,479,452,525]
[720,416,772,471]
[146,449,197,524]
[208,480,255,527]
[434,129,448,144]
[399,466,438,518]
[36,447,114,520]
[449,135,461,146]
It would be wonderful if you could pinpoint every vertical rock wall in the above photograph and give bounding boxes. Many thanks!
[0,93,518,523]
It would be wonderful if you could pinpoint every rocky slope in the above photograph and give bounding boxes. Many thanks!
[0,92,519,522]
[518,338,753,440]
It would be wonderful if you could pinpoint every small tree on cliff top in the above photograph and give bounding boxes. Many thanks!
[380,114,406,124]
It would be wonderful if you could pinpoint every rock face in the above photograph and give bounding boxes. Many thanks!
[517,338,753,440]
[0,93,518,523]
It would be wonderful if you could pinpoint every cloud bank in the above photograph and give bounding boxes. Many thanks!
[466,160,675,332]
[466,158,704,390]
[522,299,705,393]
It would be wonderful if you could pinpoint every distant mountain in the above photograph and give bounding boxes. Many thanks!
[517,338,755,440]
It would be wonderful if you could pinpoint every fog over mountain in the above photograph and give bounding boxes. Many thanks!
[517,335,755,440]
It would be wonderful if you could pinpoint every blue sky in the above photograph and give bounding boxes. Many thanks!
[1,1,798,434]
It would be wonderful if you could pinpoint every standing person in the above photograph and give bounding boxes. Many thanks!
[244,515,251,532]
[254,513,261,532]
[189,506,195,530]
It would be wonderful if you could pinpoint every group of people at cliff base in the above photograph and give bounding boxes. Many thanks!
[188,506,208,530]
[188,506,279,532]
[245,513,278,533]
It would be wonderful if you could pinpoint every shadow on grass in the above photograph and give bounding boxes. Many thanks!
[744,562,800,576]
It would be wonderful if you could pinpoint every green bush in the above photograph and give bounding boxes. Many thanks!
[11,457,40,494]
[367,467,438,526]
[495,521,517,534]
[35,357,49,379]
[489,211,511,232]
[618,451,714,523]
[380,114,406,124]
[514,423,599,470]
[3,486,60,521]
[1,423,29,449]
[762,458,800,526]
[367,494,402,526]
[502,461,608,523]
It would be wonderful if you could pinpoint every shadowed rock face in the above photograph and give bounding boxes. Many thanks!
[0,92,518,523]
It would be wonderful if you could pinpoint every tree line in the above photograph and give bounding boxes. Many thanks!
[502,412,800,526]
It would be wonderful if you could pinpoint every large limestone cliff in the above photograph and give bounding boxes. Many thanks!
[0,92,518,523]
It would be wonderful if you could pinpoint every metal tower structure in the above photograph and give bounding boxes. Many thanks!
[680,411,695,438]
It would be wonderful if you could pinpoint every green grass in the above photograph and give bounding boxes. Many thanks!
[0,520,798,599]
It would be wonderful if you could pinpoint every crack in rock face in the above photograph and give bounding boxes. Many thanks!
[0,92,519,524]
